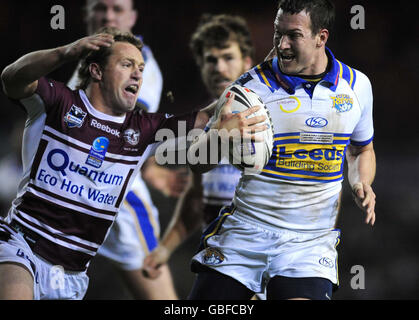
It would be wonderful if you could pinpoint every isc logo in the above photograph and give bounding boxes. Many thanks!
[305,117,328,128]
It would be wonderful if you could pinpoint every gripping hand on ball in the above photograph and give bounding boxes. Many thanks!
[214,93,268,142]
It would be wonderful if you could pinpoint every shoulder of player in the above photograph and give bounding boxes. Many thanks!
[39,77,75,94]
[234,61,275,97]
[335,59,371,91]
[351,68,372,92]
[344,65,372,105]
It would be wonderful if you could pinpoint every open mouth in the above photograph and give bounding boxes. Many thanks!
[124,84,139,96]
[280,53,295,62]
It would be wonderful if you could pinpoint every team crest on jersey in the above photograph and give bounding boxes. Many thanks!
[64,105,87,128]
[330,94,353,113]
[86,137,109,168]
[202,247,225,265]
[123,129,140,146]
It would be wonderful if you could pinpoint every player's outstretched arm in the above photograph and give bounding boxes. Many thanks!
[346,142,376,226]
[143,171,204,279]
[1,33,114,100]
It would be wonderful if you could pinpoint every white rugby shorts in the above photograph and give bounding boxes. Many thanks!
[0,221,89,300]
[192,209,341,293]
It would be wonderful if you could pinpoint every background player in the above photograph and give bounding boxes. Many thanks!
[68,0,188,299]
[185,0,376,300]
[143,13,254,279]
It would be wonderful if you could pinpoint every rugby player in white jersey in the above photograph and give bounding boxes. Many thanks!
[182,0,376,300]
[67,0,188,300]
[0,25,265,299]
[143,13,253,276]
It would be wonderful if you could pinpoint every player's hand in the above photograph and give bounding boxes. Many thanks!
[214,93,267,142]
[352,182,376,226]
[142,245,171,279]
[61,33,115,61]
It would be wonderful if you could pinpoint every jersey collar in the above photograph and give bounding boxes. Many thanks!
[271,47,340,94]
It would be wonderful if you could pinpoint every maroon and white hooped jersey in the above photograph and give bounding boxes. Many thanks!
[7,77,196,271]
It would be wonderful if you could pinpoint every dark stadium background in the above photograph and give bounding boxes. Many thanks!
[0,0,417,300]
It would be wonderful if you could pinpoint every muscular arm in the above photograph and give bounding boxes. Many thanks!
[143,171,204,278]
[1,34,114,100]
[346,142,376,226]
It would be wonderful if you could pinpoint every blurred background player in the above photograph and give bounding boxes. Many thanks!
[183,0,376,300]
[68,0,188,299]
[0,119,25,217]
[143,13,255,284]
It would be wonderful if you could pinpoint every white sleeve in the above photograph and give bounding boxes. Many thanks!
[350,70,374,146]
[67,66,80,90]
[138,45,163,113]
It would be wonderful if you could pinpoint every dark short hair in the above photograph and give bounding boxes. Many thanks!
[189,14,254,65]
[77,27,143,90]
[277,0,335,35]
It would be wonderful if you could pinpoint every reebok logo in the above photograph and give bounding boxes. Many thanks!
[90,119,120,137]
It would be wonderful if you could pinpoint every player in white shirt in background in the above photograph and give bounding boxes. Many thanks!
[68,0,187,299]
[143,14,267,299]
[164,0,376,300]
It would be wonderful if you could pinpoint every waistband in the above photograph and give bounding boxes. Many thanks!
[10,220,40,250]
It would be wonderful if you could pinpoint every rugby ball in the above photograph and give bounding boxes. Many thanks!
[215,84,274,174]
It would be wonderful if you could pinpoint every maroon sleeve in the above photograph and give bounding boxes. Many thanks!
[140,111,198,143]
[160,111,198,135]
[35,77,73,113]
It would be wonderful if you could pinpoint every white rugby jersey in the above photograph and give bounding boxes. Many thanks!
[6,77,196,271]
[201,159,242,207]
[230,47,374,231]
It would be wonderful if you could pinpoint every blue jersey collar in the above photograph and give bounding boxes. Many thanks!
[271,47,340,94]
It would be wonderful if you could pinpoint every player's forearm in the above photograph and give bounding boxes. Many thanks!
[194,101,217,130]
[188,129,222,174]
[161,177,204,254]
[1,46,68,99]
[347,143,376,189]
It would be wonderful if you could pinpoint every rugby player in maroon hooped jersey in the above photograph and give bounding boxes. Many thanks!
[0,28,267,299]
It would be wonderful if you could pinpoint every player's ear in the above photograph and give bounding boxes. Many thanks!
[316,28,329,47]
[89,63,103,81]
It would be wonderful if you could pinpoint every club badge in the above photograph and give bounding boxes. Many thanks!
[123,129,140,146]
[330,94,353,113]
[202,247,225,265]
[64,105,87,128]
